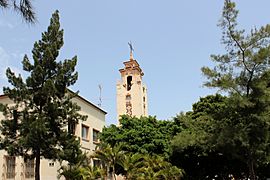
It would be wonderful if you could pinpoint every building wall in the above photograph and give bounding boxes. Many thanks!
[0,94,106,180]
[71,96,105,152]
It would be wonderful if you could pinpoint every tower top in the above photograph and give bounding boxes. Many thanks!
[119,42,144,76]
[128,41,134,60]
[119,58,144,77]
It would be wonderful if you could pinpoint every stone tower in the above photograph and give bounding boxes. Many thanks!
[116,48,148,120]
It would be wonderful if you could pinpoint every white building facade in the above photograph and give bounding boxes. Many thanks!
[0,93,106,180]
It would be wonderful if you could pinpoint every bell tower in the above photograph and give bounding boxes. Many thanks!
[116,44,148,120]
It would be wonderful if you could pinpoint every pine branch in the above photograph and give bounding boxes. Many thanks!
[0,0,36,23]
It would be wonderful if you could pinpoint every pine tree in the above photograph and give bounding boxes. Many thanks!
[0,11,86,180]
[201,0,270,179]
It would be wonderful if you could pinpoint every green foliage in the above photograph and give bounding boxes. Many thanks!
[77,166,105,180]
[139,154,183,180]
[172,1,270,179]
[118,153,145,179]
[58,154,104,180]
[0,0,36,23]
[202,0,270,96]
[0,11,86,180]
[171,95,250,179]
[58,165,84,180]
[172,94,270,179]
[100,115,181,159]
[91,143,125,180]
[191,94,227,119]
[91,142,183,180]
[59,134,83,164]
[99,116,184,179]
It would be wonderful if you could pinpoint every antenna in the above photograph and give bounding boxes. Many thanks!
[98,84,102,107]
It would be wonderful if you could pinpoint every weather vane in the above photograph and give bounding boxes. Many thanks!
[128,41,134,59]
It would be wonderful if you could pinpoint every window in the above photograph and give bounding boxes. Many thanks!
[6,156,15,179]
[127,76,132,91]
[49,162,54,167]
[81,124,89,141]
[25,159,34,179]
[144,104,146,115]
[68,120,76,135]
[126,94,131,101]
[93,129,99,143]
[126,102,132,116]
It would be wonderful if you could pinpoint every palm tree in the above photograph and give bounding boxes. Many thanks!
[58,164,83,180]
[0,0,36,23]
[78,166,105,180]
[141,154,184,180]
[118,153,145,179]
[91,143,183,180]
[155,165,184,180]
[59,165,104,180]
[91,143,125,180]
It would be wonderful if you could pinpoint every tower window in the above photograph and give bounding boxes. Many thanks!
[126,95,131,101]
[144,104,146,115]
[127,76,132,91]
[49,162,54,167]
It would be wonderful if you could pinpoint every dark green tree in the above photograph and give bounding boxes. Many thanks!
[200,0,270,179]
[0,11,86,180]
[0,0,35,23]
[171,95,249,179]
[58,133,87,180]
[100,115,180,159]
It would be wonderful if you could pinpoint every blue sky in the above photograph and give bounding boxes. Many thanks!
[1,0,270,125]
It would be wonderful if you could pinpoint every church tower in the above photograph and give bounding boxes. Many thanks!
[116,44,148,120]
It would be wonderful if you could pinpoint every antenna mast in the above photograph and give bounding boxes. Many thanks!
[98,84,102,107]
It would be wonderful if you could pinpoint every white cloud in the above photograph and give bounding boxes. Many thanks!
[0,47,23,92]
[0,47,9,93]
[0,47,9,80]
[0,19,16,29]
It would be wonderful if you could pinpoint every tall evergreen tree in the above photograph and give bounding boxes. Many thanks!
[0,11,86,180]
[201,0,270,179]
[171,95,249,179]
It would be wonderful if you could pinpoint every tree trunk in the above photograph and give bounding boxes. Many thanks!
[248,159,256,180]
[35,148,41,180]
[105,165,109,180]
[113,166,117,180]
